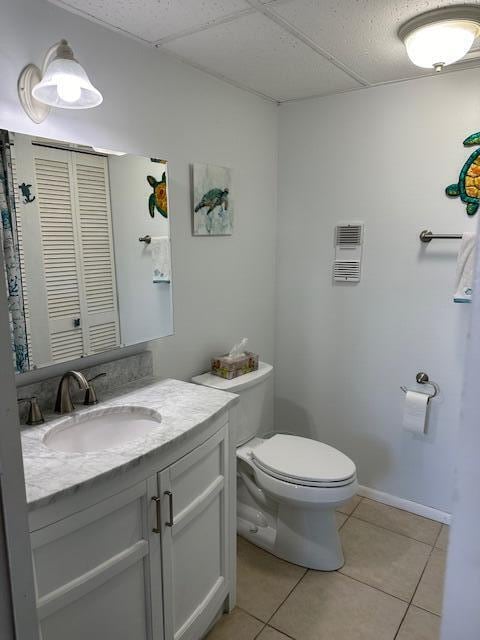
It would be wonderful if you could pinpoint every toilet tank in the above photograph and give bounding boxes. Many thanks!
[191,361,273,446]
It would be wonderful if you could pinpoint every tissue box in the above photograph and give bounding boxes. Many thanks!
[211,352,259,380]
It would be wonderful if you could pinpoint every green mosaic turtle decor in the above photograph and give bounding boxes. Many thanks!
[446,132,480,216]
[147,172,168,219]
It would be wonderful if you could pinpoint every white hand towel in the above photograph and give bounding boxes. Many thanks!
[454,232,476,303]
[403,390,429,434]
[151,237,171,283]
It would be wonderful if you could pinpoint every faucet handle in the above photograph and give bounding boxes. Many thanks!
[84,372,106,406]
[17,396,45,426]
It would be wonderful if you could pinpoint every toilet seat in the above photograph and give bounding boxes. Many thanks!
[251,434,356,488]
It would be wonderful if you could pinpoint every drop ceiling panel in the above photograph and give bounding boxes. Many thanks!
[272,0,478,85]
[52,0,252,43]
[163,12,361,101]
[48,0,480,101]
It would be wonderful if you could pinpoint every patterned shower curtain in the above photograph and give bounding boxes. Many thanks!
[0,135,29,372]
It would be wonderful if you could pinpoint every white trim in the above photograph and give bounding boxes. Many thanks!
[37,540,148,620]
[357,485,451,524]
[0,201,39,636]
[174,577,225,640]
[30,481,147,546]
[173,476,224,535]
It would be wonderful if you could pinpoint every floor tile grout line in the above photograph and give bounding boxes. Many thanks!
[348,497,363,517]
[410,602,442,618]
[336,567,415,604]
[263,567,309,628]
[266,621,297,639]
[337,510,351,530]
[337,495,363,517]
[236,605,271,626]
[252,621,267,640]
[407,541,437,612]
[432,523,445,549]
[393,603,411,640]
[393,598,443,640]
[346,513,438,547]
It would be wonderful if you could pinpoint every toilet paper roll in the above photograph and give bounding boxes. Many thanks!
[403,390,429,434]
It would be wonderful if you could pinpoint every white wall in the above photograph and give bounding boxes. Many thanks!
[276,69,480,513]
[1,0,277,403]
[108,155,173,344]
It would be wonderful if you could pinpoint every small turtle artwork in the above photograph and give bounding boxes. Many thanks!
[18,182,35,204]
[192,163,232,235]
[446,132,480,216]
[147,172,168,219]
[194,188,229,216]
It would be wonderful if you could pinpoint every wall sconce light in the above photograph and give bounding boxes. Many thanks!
[18,39,103,123]
[399,6,480,72]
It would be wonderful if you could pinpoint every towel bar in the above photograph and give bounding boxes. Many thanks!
[420,230,463,243]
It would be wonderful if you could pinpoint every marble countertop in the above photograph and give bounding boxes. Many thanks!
[21,377,238,511]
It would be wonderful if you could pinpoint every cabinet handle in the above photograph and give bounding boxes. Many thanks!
[165,491,174,527]
[151,496,161,534]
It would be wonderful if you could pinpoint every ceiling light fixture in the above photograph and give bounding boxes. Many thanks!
[18,39,103,123]
[399,6,480,72]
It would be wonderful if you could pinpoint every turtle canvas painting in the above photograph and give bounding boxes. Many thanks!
[192,163,233,235]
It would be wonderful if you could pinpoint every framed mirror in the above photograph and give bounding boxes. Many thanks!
[0,130,173,373]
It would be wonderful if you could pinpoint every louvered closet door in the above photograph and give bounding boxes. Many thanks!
[33,146,85,363]
[71,153,120,354]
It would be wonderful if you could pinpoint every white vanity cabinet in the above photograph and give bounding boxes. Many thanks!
[159,426,230,640]
[31,478,162,640]
[29,420,232,640]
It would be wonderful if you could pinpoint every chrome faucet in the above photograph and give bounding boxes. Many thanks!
[55,370,90,414]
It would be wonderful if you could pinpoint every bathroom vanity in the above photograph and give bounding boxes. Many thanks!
[21,378,238,640]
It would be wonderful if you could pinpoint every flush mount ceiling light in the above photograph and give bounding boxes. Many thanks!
[18,39,103,123]
[399,5,480,72]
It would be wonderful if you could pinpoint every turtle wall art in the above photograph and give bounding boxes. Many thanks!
[446,132,480,216]
[192,163,233,235]
[146,171,168,218]
[18,182,35,204]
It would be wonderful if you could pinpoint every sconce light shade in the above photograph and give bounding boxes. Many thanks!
[18,40,102,123]
[32,57,102,109]
[399,6,480,72]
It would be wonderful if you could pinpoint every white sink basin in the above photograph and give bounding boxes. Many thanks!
[43,406,162,454]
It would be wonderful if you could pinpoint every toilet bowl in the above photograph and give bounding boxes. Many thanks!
[192,362,357,570]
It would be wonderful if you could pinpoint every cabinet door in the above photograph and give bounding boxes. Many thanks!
[31,478,163,640]
[159,426,230,640]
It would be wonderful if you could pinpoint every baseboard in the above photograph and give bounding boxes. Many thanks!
[357,485,452,525]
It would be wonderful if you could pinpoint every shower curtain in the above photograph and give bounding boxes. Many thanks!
[0,134,29,373]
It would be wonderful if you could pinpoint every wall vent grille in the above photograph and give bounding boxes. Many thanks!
[333,260,361,282]
[335,224,363,246]
[333,222,364,283]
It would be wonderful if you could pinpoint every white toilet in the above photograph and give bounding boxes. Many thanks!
[192,362,357,570]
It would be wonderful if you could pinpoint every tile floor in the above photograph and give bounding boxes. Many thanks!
[206,496,449,640]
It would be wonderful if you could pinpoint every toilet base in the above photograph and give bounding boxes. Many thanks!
[274,504,344,570]
[237,502,344,570]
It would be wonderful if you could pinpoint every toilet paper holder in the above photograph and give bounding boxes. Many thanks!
[400,372,439,402]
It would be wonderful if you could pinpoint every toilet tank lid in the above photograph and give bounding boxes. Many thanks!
[191,361,273,392]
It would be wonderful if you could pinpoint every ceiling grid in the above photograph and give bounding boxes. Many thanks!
[48,0,480,102]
